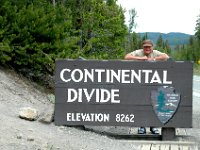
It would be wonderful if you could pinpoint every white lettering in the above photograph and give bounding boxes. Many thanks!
[66,113,110,122]
[67,88,77,102]
[150,70,162,83]
[110,70,121,83]
[142,70,152,83]
[163,70,172,84]
[100,89,110,103]
[78,89,82,102]
[106,69,110,83]
[60,69,71,82]
[84,69,94,82]
[66,88,120,103]
[60,68,172,84]
[96,89,100,102]
[84,88,95,102]
[121,70,130,83]
[71,69,83,82]
[85,114,91,121]
[111,89,120,103]
[131,70,141,83]
[95,69,105,82]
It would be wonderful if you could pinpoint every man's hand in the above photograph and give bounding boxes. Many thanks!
[124,54,149,61]
[147,57,155,61]
[139,56,148,60]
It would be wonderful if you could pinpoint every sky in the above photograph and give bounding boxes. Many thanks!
[117,0,200,35]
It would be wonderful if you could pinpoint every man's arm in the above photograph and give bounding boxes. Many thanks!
[124,53,148,60]
[152,53,169,61]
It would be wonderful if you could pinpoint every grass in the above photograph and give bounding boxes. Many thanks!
[193,64,200,76]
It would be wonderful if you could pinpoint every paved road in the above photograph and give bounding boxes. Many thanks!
[193,75,200,98]
[193,76,200,116]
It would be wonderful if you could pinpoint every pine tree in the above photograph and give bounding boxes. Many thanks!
[156,34,163,49]
[142,33,148,41]
[126,9,137,53]
[0,0,78,75]
[0,0,129,78]
[195,14,200,41]
[173,14,200,62]
[163,40,171,54]
[67,0,128,59]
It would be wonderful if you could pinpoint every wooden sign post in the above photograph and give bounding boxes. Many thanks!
[55,60,193,139]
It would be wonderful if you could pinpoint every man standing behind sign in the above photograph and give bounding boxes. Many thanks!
[124,39,169,134]
[125,39,169,61]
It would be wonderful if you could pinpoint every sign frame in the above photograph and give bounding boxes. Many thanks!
[55,60,193,128]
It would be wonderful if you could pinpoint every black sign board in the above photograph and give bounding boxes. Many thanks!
[55,60,193,127]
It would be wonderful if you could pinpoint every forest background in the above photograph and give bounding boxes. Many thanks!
[1,0,200,87]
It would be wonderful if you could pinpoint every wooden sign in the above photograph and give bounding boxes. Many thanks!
[55,60,193,127]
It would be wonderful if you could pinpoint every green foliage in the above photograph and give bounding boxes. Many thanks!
[0,1,79,76]
[0,0,128,82]
[3,0,200,86]
[142,33,148,41]
[63,0,128,59]
[138,32,191,48]
[124,9,138,53]
[173,13,200,62]
[194,63,200,75]
[156,34,163,48]
[195,14,200,41]
[128,9,137,33]
[155,34,171,54]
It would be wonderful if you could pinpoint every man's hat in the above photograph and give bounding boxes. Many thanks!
[142,40,153,47]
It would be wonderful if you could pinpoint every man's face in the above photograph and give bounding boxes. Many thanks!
[143,46,153,55]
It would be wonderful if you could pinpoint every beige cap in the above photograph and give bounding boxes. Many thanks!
[142,40,153,47]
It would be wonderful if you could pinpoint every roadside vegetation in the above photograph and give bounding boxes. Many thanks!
[194,64,200,76]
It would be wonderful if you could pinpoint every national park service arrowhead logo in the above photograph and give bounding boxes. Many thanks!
[151,86,180,124]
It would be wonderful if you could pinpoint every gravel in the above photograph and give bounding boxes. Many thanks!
[0,67,140,150]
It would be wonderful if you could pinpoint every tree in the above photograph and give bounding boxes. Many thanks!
[126,9,137,53]
[0,0,129,79]
[163,40,171,54]
[0,0,79,76]
[67,0,128,59]
[194,14,200,62]
[142,33,148,41]
[174,14,200,62]
[128,9,137,33]
[156,34,163,48]
[195,14,200,41]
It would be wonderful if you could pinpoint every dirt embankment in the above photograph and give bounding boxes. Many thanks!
[0,67,140,150]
